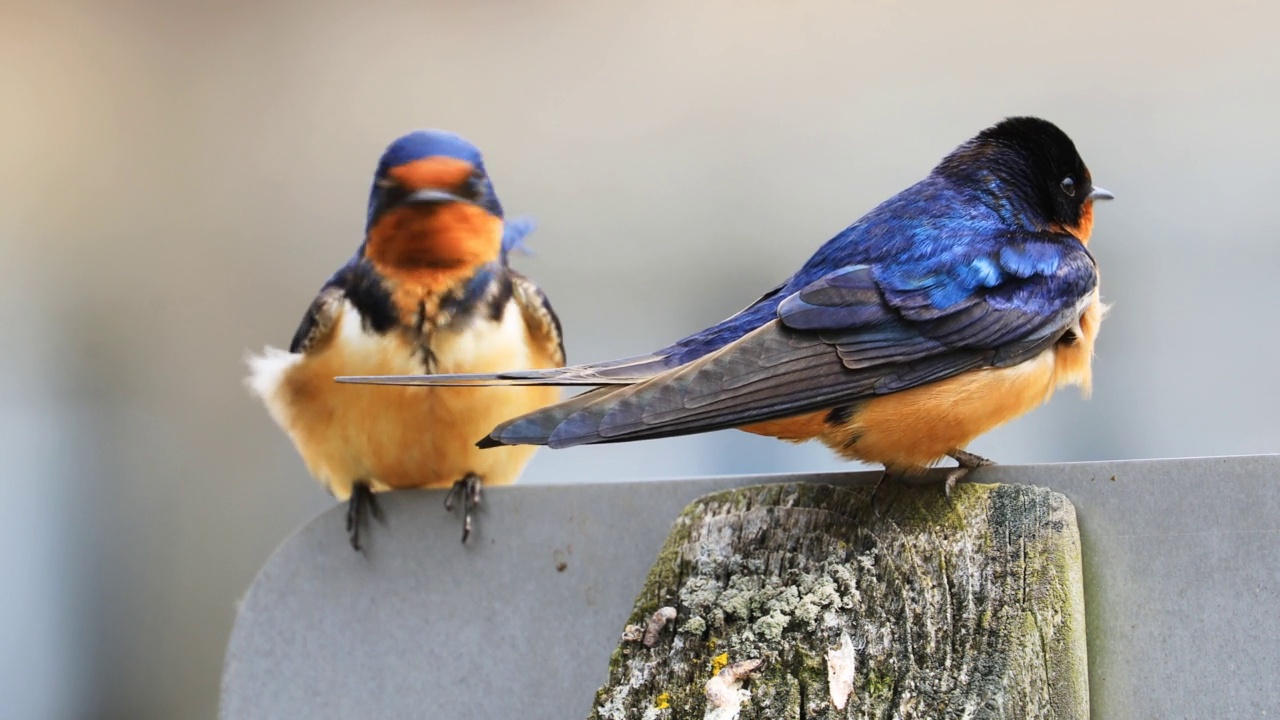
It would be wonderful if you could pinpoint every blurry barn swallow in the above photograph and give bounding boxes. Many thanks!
[247,130,564,548]
[337,117,1111,487]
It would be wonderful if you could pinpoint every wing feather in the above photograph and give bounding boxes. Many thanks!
[489,232,1097,447]
[509,270,567,366]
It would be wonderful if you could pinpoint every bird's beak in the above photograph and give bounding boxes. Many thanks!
[1088,186,1115,202]
[402,188,472,206]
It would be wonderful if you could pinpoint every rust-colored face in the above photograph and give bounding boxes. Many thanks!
[386,156,475,192]
[1055,198,1096,245]
[363,155,503,307]
[1070,200,1095,243]
[365,201,502,273]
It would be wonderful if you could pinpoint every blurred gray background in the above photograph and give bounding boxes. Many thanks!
[2,1,1277,717]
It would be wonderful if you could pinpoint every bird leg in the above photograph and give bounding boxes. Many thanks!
[345,481,384,552]
[870,468,906,518]
[444,472,483,543]
[943,449,997,496]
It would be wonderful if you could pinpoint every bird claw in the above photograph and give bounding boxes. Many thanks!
[942,449,996,499]
[870,469,902,518]
[346,481,383,552]
[444,473,483,543]
[948,449,996,469]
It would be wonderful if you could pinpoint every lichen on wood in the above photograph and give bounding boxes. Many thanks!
[590,482,1087,720]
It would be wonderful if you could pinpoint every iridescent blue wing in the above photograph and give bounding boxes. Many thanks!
[492,232,1097,447]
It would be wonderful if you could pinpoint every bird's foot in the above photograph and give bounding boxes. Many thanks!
[943,449,997,497]
[871,469,905,518]
[948,449,996,469]
[345,481,384,552]
[444,473,483,543]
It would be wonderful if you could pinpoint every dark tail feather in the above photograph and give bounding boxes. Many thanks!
[478,386,626,447]
[337,353,676,388]
[482,320,867,450]
[336,371,634,387]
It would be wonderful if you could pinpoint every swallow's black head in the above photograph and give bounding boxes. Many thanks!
[937,117,1112,237]
[365,130,504,231]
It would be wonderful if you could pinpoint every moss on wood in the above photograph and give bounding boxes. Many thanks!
[590,482,1087,720]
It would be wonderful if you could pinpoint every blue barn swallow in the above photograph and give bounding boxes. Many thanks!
[337,117,1111,487]
[247,130,564,548]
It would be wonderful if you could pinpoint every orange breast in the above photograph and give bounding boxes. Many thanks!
[739,410,834,442]
[735,289,1105,473]
[822,351,1060,473]
[262,299,561,498]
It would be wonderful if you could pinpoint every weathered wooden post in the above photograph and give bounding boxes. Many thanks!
[592,482,1087,719]
[219,457,1280,718]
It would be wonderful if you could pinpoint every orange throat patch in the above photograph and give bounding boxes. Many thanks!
[365,203,502,294]
[1064,201,1095,245]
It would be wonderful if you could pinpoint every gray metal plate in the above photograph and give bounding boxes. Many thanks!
[220,455,1280,719]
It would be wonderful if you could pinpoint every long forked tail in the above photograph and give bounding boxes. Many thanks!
[476,386,626,448]
[335,368,633,387]
[335,352,672,388]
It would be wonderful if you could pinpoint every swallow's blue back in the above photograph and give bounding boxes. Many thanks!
[657,170,1086,366]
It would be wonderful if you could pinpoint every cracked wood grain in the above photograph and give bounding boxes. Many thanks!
[591,482,1088,720]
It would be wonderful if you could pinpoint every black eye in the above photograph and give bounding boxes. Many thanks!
[1060,176,1076,197]
[376,181,408,207]
[465,172,487,200]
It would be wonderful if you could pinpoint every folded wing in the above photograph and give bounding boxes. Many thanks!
[490,233,1097,448]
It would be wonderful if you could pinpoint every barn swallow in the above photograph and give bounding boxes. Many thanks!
[337,117,1111,488]
[247,130,564,548]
